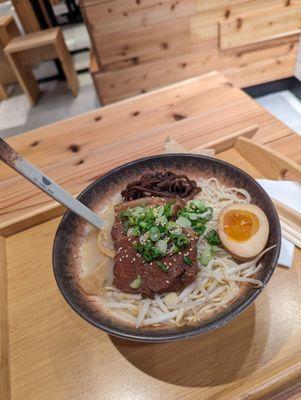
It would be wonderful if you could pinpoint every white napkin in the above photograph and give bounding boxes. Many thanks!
[257,179,301,268]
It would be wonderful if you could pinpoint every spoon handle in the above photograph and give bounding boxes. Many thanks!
[0,138,105,230]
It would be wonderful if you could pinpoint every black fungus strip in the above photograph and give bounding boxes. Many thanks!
[121,171,201,201]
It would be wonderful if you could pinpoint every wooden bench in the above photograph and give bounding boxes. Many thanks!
[5,27,79,105]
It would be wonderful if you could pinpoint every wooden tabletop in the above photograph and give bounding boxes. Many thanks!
[1,71,301,400]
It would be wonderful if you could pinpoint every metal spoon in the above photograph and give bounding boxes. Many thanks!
[0,138,105,230]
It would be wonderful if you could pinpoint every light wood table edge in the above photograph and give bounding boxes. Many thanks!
[0,236,11,400]
[246,359,301,400]
[0,202,65,237]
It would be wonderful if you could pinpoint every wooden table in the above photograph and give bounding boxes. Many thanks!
[1,72,301,400]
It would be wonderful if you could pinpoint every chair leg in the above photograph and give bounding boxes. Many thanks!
[55,30,79,97]
[0,84,8,100]
[5,52,39,105]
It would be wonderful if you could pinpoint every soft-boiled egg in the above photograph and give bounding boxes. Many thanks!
[217,204,269,260]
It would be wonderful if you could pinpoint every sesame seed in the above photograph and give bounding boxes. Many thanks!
[126,254,128,258]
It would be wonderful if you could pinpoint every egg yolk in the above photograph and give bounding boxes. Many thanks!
[223,210,259,242]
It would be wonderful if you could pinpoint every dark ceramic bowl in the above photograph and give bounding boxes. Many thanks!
[53,154,281,342]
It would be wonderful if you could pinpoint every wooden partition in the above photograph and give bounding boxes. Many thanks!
[80,0,301,104]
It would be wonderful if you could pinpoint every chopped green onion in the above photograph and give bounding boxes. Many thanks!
[155,239,167,254]
[133,226,140,237]
[199,249,212,266]
[163,203,173,217]
[127,227,135,236]
[194,222,205,236]
[129,216,136,225]
[183,255,193,266]
[176,216,191,228]
[170,243,179,254]
[190,200,207,212]
[211,245,219,252]
[156,215,168,226]
[132,206,145,217]
[186,213,200,221]
[149,227,160,241]
[171,227,182,235]
[176,234,190,248]
[156,205,164,218]
[130,275,142,289]
[206,230,221,245]
[121,209,131,218]
[157,261,169,273]
[166,221,177,231]
[139,221,148,229]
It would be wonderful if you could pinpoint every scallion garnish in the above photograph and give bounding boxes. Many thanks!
[130,275,142,289]
[157,261,169,273]
[206,230,221,245]
[149,226,160,241]
[183,256,193,266]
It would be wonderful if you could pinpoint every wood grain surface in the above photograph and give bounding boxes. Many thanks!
[0,72,301,399]
[219,7,301,50]
[0,72,300,235]
[3,151,301,400]
[81,0,301,103]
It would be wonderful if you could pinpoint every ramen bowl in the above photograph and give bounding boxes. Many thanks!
[52,154,281,342]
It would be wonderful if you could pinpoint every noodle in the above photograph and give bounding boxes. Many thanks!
[100,177,273,328]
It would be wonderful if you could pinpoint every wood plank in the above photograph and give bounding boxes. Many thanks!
[0,72,231,180]
[4,52,40,106]
[55,29,79,97]
[0,71,294,178]
[93,37,297,103]
[84,0,194,36]
[1,101,300,234]
[82,0,301,103]
[80,0,111,5]
[11,0,41,33]
[94,18,191,66]
[0,72,300,234]
[5,28,60,53]
[1,71,289,181]
[223,47,297,87]
[5,213,301,400]
[0,236,11,400]
[0,16,20,89]
[219,7,301,50]
[195,0,301,18]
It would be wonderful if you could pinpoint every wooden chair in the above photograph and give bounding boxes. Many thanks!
[0,15,20,100]
[5,27,79,105]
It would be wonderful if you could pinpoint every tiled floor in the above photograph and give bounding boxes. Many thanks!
[0,72,99,138]
[256,90,301,136]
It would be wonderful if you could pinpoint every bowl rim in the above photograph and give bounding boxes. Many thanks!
[52,153,281,342]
